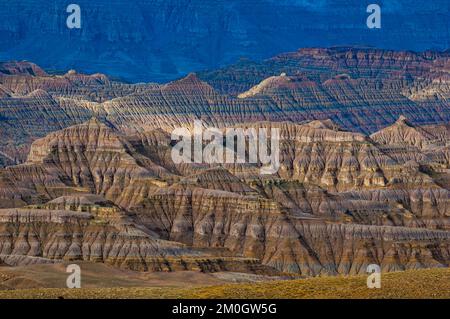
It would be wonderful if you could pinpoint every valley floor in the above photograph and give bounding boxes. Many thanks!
[0,268,448,299]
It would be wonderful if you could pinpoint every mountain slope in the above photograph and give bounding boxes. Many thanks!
[1,0,449,82]
[0,118,448,275]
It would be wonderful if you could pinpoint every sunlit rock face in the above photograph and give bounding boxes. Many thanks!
[1,47,450,163]
[0,44,449,276]
[0,116,448,275]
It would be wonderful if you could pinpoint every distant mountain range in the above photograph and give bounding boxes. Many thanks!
[0,0,449,82]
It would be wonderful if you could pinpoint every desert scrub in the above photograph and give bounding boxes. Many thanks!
[0,268,448,299]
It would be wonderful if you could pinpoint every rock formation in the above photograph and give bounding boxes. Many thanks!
[0,115,447,275]
[0,48,449,277]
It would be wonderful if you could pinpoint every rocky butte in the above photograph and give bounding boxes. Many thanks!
[0,47,448,282]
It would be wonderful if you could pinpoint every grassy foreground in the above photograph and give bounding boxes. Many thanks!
[0,268,448,299]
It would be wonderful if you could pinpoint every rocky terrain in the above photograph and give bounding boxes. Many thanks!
[0,116,448,276]
[0,48,449,280]
[1,48,449,164]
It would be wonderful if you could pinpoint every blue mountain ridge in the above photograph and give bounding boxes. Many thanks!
[0,0,449,83]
